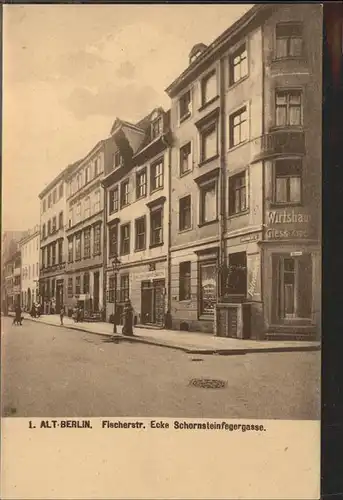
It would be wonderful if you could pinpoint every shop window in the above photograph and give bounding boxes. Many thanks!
[229,106,248,148]
[120,180,130,208]
[199,181,217,224]
[201,70,217,106]
[275,23,303,59]
[120,274,130,303]
[68,237,73,263]
[199,261,217,315]
[83,228,91,259]
[179,195,191,231]
[135,216,146,251]
[83,273,90,294]
[275,90,302,127]
[179,90,192,122]
[151,159,164,192]
[274,159,302,204]
[136,168,147,199]
[179,261,191,300]
[109,187,119,214]
[93,225,101,255]
[272,254,312,321]
[180,142,192,176]
[109,225,118,258]
[67,278,73,298]
[120,223,131,255]
[200,122,218,162]
[229,44,248,85]
[150,208,163,246]
[229,171,247,215]
[75,276,81,296]
[224,252,247,296]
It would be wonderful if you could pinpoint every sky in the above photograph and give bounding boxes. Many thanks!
[3,3,253,232]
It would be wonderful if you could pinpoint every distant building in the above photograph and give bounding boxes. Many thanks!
[3,250,21,311]
[102,108,172,325]
[19,226,40,311]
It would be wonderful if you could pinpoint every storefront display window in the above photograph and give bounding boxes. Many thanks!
[199,261,216,315]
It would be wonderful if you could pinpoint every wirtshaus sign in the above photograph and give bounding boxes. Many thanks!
[266,210,312,240]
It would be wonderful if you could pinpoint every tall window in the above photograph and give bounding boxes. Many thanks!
[94,159,99,177]
[120,224,130,255]
[52,242,56,265]
[93,190,100,213]
[150,208,163,246]
[225,252,247,296]
[58,240,63,264]
[120,274,130,303]
[76,203,81,223]
[83,273,90,294]
[199,261,217,315]
[229,106,248,148]
[136,169,147,199]
[68,237,73,262]
[151,159,164,191]
[42,223,46,239]
[53,189,57,204]
[229,171,247,215]
[135,216,146,251]
[68,207,74,228]
[59,211,63,229]
[84,197,91,219]
[274,159,302,204]
[43,200,46,213]
[179,261,191,300]
[108,276,115,303]
[200,123,218,161]
[201,71,217,105]
[48,194,52,208]
[75,276,81,296]
[109,187,119,214]
[180,142,192,175]
[52,216,57,233]
[275,23,303,59]
[47,245,51,267]
[120,180,130,208]
[59,182,63,199]
[200,182,217,224]
[151,116,163,140]
[93,225,101,255]
[75,233,81,260]
[109,225,118,258]
[85,166,90,184]
[229,44,248,85]
[41,248,45,268]
[275,90,302,127]
[179,90,192,121]
[179,195,191,231]
[48,220,51,235]
[114,151,122,169]
[83,228,91,259]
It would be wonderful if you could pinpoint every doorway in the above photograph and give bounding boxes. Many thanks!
[93,271,100,312]
[141,279,165,325]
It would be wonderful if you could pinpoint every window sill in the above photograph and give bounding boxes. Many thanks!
[179,169,192,179]
[149,242,164,249]
[269,125,304,133]
[109,209,119,216]
[228,209,249,220]
[199,154,219,167]
[179,112,192,125]
[136,194,147,201]
[120,252,130,257]
[228,140,249,153]
[150,186,164,196]
[198,218,218,228]
[271,55,305,64]
[198,95,219,112]
[179,226,193,234]
[120,203,130,210]
[228,74,249,90]
[134,247,146,253]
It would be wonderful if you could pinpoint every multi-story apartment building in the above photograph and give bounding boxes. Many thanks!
[3,250,21,311]
[102,108,172,325]
[19,225,40,311]
[1,231,27,314]
[39,164,78,314]
[64,139,115,316]
[165,3,321,339]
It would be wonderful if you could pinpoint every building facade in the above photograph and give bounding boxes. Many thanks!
[64,140,115,317]
[165,3,321,338]
[39,164,78,314]
[3,250,21,311]
[102,108,172,325]
[19,226,40,311]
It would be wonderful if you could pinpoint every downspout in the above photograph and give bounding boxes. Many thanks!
[261,23,266,316]
[219,56,226,304]
[101,178,107,321]
[162,133,172,321]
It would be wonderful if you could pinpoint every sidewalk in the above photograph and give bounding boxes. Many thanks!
[5,312,321,355]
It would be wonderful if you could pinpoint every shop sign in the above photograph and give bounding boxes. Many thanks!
[266,228,309,239]
[240,233,260,243]
[267,210,311,225]
[135,269,165,281]
[248,256,260,298]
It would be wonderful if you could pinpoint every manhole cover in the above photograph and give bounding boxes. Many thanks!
[189,378,227,389]
[190,358,204,362]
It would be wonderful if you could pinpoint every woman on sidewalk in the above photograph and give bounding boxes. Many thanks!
[59,305,65,326]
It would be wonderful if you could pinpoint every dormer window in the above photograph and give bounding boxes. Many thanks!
[151,115,163,140]
[114,151,122,169]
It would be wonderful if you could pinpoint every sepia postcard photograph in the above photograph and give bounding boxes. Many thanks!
[1,3,322,499]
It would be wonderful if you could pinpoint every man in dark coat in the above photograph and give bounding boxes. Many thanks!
[14,304,22,325]
[122,300,133,336]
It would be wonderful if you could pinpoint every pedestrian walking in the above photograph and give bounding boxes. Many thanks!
[59,305,65,326]
[122,299,134,336]
[13,304,23,326]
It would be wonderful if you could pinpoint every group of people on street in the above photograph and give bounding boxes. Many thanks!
[30,303,41,318]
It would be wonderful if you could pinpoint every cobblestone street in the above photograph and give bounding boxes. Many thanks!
[2,317,320,419]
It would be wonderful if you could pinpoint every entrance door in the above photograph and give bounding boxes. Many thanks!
[56,280,64,313]
[141,279,165,325]
[93,272,100,312]
[153,279,165,325]
[278,255,312,320]
[141,281,153,324]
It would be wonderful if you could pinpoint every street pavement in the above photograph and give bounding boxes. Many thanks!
[1,317,320,419]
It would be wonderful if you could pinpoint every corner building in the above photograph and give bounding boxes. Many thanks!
[166,3,321,338]
[102,108,171,326]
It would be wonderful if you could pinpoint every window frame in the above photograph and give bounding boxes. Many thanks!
[93,224,101,256]
[136,168,147,199]
[75,232,82,261]
[229,43,248,87]
[229,170,248,216]
[83,228,91,259]
[275,89,303,128]
[120,179,130,208]
[199,259,217,317]
[120,223,131,256]
[179,194,192,232]
[135,216,146,252]
[178,89,192,123]
[151,115,163,141]
[108,224,118,258]
[179,261,191,301]
[120,274,130,303]
[200,70,218,107]
[67,277,73,298]
[229,105,249,149]
[150,158,164,193]
[275,22,303,60]
[199,121,218,163]
[273,158,303,205]
[199,179,218,226]
[179,141,192,176]
[150,207,163,248]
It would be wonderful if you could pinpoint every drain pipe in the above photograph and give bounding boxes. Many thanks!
[162,132,172,327]
[218,56,226,309]
[101,178,108,322]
